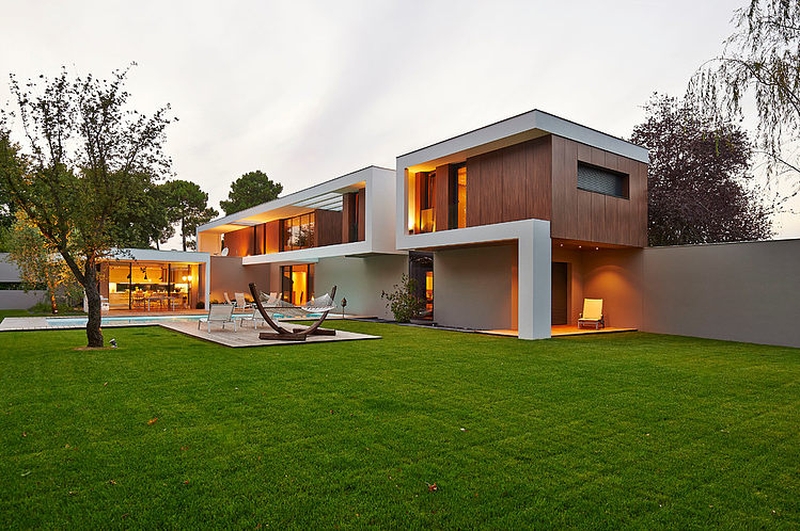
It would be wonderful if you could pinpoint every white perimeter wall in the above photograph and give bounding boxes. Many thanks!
[0,252,46,309]
[642,239,800,348]
[315,254,408,319]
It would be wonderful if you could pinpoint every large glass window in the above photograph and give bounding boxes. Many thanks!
[107,262,194,310]
[281,213,316,251]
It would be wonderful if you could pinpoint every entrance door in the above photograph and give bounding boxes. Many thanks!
[551,262,568,325]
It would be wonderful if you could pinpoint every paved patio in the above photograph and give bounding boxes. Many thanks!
[161,319,381,348]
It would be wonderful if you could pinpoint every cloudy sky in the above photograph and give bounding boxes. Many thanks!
[2,0,797,240]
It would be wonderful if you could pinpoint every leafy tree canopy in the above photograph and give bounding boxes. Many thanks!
[0,64,174,346]
[6,211,82,313]
[631,94,772,246]
[688,0,800,204]
[159,179,218,251]
[220,170,283,215]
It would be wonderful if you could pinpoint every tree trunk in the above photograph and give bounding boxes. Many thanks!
[47,277,59,314]
[181,217,187,251]
[84,261,104,348]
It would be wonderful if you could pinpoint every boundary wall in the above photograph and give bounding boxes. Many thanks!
[642,239,800,348]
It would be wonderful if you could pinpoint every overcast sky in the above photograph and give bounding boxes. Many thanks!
[2,0,798,241]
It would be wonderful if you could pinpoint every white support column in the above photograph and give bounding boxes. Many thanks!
[518,220,552,340]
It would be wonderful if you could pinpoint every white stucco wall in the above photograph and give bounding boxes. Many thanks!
[434,244,518,331]
[642,239,800,348]
[314,254,408,319]
[0,252,47,309]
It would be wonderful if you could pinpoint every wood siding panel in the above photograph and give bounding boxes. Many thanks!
[341,192,354,243]
[435,164,451,230]
[357,188,366,241]
[632,161,648,246]
[530,137,552,221]
[551,136,647,247]
[576,191,594,241]
[482,153,504,225]
[552,136,580,239]
[502,144,528,222]
[468,152,504,226]
[265,221,280,254]
[223,227,253,257]
[439,134,646,247]
[466,158,483,227]
[315,209,343,247]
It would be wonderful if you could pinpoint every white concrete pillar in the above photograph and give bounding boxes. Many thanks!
[518,220,552,339]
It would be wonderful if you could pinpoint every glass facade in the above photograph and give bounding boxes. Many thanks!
[106,262,196,310]
[281,213,316,251]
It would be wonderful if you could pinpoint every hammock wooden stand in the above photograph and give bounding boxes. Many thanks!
[249,282,337,341]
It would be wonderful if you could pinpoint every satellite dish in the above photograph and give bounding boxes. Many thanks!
[220,247,229,256]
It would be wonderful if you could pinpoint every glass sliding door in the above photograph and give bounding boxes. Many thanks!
[280,264,315,306]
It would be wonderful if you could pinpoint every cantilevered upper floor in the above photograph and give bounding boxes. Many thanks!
[396,109,649,250]
[196,166,397,264]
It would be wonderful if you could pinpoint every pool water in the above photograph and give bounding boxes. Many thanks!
[46,315,205,327]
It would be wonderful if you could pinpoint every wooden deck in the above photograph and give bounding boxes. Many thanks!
[160,319,381,348]
[481,326,637,338]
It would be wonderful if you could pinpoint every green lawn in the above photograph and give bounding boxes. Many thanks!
[1,321,798,529]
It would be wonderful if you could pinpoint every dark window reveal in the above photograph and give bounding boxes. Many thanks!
[577,162,628,199]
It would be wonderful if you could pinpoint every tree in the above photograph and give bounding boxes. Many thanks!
[631,94,772,246]
[688,0,800,201]
[0,65,173,347]
[6,211,82,313]
[160,179,218,251]
[115,174,175,249]
[219,170,282,215]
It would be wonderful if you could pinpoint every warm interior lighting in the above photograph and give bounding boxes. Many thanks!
[420,208,435,233]
[456,165,467,228]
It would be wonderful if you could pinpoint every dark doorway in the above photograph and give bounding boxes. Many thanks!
[409,252,434,320]
[551,262,568,325]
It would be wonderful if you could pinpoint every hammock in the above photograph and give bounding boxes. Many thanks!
[249,283,337,341]
[258,291,336,318]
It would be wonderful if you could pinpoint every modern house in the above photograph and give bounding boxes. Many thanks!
[187,108,799,348]
[196,166,406,318]
[195,110,649,339]
[396,110,649,339]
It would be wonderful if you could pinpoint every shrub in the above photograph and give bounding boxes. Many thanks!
[381,274,426,323]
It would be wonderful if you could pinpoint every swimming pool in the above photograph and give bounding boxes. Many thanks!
[46,315,206,327]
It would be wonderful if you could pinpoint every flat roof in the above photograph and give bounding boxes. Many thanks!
[197,165,393,235]
[398,109,648,165]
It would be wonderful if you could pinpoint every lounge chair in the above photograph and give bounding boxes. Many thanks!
[578,298,605,329]
[234,292,254,313]
[238,292,281,329]
[198,304,237,333]
[249,282,337,341]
